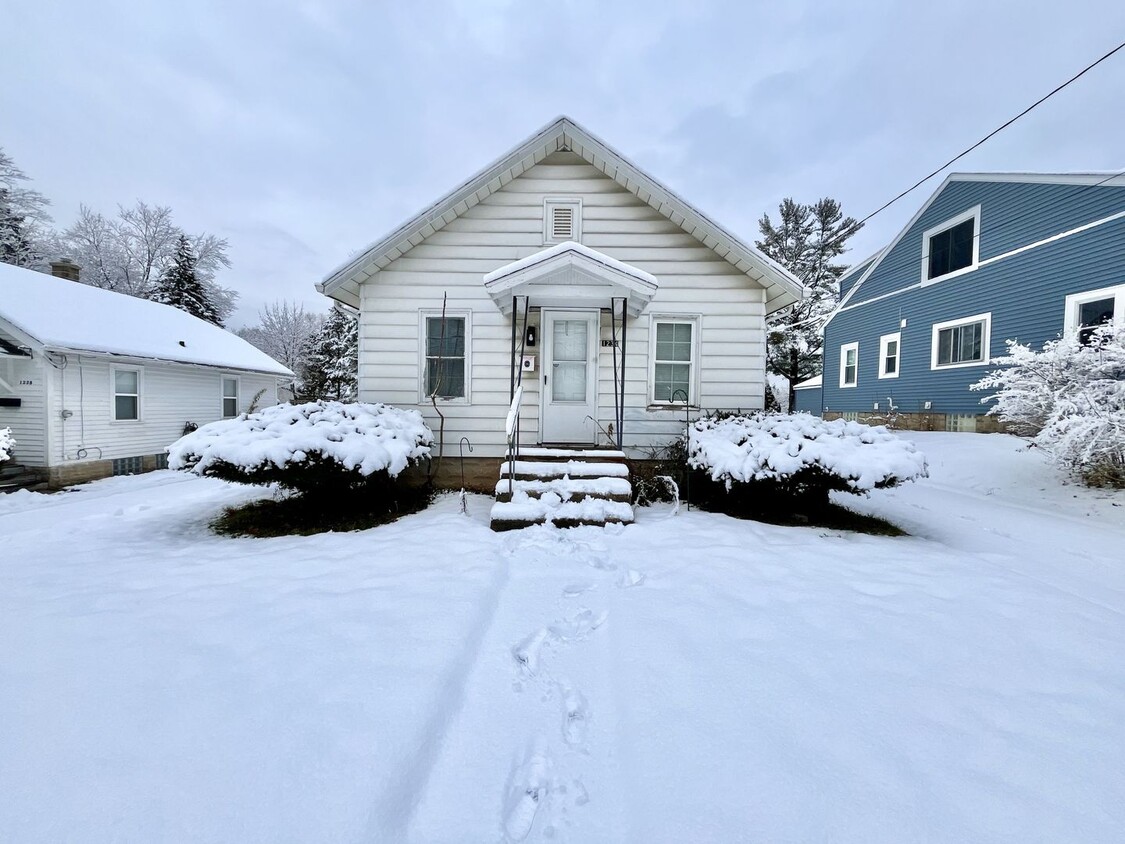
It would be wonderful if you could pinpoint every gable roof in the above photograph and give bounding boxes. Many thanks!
[0,263,292,376]
[317,116,803,312]
[824,169,1125,327]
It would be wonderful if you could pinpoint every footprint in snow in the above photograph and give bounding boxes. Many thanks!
[559,681,589,747]
[512,628,549,676]
[504,750,551,841]
[562,582,595,598]
[550,608,608,642]
[617,569,645,588]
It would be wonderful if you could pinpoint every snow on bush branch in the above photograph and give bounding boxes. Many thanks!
[688,413,927,494]
[972,325,1125,487]
[0,427,13,463]
[168,401,433,492]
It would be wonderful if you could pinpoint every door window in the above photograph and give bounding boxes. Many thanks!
[551,319,588,402]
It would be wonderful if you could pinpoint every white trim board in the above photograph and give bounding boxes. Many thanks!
[920,205,981,285]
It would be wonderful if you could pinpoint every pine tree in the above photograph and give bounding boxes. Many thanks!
[756,198,861,410]
[150,234,223,325]
[302,307,359,401]
[0,148,52,268]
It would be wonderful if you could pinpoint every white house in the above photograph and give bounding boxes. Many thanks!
[0,261,292,488]
[317,117,802,523]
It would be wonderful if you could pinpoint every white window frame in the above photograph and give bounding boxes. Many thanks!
[1064,283,1125,337]
[839,342,859,388]
[543,197,582,245]
[111,365,143,422]
[920,205,981,285]
[930,312,992,370]
[221,375,240,418]
[878,332,901,379]
[648,315,700,406]
[418,309,472,404]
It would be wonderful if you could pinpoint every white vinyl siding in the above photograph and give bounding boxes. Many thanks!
[878,332,901,379]
[930,313,992,370]
[0,349,49,466]
[45,357,282,464]
[357,151,769,455]
[839,342,858,388]
[221,376,239,418]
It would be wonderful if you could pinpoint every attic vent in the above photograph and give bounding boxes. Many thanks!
[544,198,582,244]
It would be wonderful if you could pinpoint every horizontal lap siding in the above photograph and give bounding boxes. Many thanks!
[46,358,281,464]
[0,355,48,466]
[359,151,767,456]
[823,215,1125,415]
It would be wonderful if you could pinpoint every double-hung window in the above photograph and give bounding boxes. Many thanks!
[931,313,991,369]
[839,342,858,388]
[878,332,901,379]
[423,312,468,400]
[1065,283,1124,345]
[921,206,980,283]
[113,367,141,421]
[221,376,239,418]
[652,319,696,403]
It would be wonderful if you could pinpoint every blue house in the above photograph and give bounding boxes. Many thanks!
[817,172,1125,431]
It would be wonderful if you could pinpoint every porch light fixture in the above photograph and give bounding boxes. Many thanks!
[525,325,537,347]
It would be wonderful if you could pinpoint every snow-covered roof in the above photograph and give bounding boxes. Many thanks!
[317,116,804,313]
[0,263,292,376]
[795,375,822,389]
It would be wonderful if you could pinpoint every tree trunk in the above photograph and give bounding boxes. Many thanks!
[788,348,799,412]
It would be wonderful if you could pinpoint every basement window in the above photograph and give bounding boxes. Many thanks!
[112,456,144,476]
[544,198,582,244]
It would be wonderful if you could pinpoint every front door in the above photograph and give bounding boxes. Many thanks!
[541,309,598,444]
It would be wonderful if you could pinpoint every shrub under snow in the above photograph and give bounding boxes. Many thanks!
[0,427,13,463]
[973,325,1125,487]
[688,412,927,510]
[168,401,433,498]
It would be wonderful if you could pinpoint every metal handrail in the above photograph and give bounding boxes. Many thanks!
[505,386,523,496]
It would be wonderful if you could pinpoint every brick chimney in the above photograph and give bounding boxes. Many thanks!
[50,258,81,282]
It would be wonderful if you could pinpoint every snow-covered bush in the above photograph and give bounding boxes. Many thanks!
[0,427,13,463]
[168,401,433,499]
[688,412,927,512]
[972,325,1125,487]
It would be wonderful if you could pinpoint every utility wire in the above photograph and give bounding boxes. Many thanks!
[833,38,1125,245]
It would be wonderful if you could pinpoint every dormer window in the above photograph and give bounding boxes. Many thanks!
[921,205,980,283]
[544,198,582,244]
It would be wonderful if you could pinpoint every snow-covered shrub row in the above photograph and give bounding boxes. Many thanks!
[973,325,1125,487]
[0,427,13,463]
[688,412,927,504]
[168,401,433,496]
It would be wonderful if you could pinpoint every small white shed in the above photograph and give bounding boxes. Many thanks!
[0,262,292,488]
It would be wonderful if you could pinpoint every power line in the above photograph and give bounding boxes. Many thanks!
[837,38,1125,243]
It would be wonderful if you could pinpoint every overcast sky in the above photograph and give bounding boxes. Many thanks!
[3,1,1124,327]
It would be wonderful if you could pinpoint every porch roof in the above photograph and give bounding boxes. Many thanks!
[483,242,657,316]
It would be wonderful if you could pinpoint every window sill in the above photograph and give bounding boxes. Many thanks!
[877,373,900,380]
[930,360,989,371]
[920,263,978,287]
[839,383,858,389]
[647,402,698,412]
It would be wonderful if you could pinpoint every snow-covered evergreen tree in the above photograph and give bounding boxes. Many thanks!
[0,147,52,269]
[302,307,359,401]
[972,325,1125,487]
[756,198,861,410]
[150,234,223,325]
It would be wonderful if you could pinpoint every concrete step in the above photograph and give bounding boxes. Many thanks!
[489,496,634,531]
[512,447,627,463]
[494,476,633,503]
[500,460,630,481]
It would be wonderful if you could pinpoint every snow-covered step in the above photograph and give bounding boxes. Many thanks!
[500,460,630,480]
[489,495,635,531]
[513,447,626,462]
[494,476,633,503]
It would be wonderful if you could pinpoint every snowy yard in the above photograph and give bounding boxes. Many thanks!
[2,433,1124,843]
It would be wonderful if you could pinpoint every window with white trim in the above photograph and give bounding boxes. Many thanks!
[422,311,469,401]
[221,376,239,418]
[544,198,582,244]
[878,332,901,379]
[651,318,696,403]
[1065,283,1125,345]
[921,206,980,283]
[113,367,141,421]
[931,313,991,369]
[839,342,858,388]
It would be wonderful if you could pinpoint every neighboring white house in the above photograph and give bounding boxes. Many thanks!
[0,261,292,487]
[317,116,803,484]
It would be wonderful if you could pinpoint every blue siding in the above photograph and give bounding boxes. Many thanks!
[823,187,1125,416]
[793,386,822,415]
[838,254,879,301]
[849,180,1125,306]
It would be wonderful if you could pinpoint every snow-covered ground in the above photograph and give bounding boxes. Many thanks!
[2,433,1123,842]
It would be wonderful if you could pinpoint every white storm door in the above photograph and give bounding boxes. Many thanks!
[541,310,598,444]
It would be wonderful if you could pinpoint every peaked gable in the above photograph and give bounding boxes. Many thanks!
[318,116,803,312]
